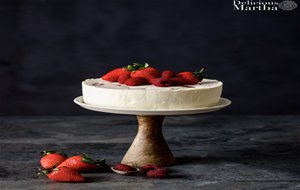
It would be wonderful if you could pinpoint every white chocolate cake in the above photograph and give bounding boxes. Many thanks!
[82,78,223,109]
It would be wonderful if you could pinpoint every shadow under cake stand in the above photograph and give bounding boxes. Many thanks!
[74,96,231,167]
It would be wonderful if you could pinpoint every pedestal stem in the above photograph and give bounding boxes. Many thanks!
[121,115,175,167]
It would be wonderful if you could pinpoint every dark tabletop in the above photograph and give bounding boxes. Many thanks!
[0,115,300,190]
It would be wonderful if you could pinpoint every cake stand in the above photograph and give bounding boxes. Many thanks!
[74,96,231,167]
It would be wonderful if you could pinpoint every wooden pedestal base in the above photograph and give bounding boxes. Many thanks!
[121,115,176,167]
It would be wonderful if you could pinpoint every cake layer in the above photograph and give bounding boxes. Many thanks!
[82,78,223,109]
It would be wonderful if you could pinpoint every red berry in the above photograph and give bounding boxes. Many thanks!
[40,150,67,169]
[146,167,168,178]
[57,153,105,172]
[131,67,161,83]
[113,164,136,171]
[118,73,131,84]
[170,77,185,86]
[150,78,172,87]
[161,70,176,79]
[102,68,131,82]
[140,164,160,172]
[124,77,147,86]
[47,166,85,183]
[177,72,199,85]
[177,68,205,85]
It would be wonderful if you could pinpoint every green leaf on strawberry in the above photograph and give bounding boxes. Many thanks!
[126,63,149,71]
[41,150,67,157]
[80,153,106,166]
[193,68,205,79]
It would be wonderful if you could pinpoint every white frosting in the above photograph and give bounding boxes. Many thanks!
[82,78,223,109]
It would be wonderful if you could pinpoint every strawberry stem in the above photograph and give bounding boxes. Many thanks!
[38,168,52,176]
[193,68,205,79]
[40,150,56,156]
[40,150,67,157]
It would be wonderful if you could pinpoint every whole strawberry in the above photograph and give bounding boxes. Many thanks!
[161,70,177,79]
[102,68,131,82]
[150,78,172,87]
[45,166,85,183]
[129,63,161,83]
[57,153,106,172]
[177,68,205,85]
[113,163,136,171]
[124,77,147,86]
[40,150,67,169]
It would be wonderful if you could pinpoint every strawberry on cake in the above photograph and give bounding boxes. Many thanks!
[82,63,222,109]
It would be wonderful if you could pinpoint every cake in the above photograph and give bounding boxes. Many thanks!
[82,63,223,110]
[82,78,222,109]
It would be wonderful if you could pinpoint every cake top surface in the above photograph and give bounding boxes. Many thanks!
[83,78,222,91]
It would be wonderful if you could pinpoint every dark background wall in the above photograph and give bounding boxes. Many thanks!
[0,0,299,115]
